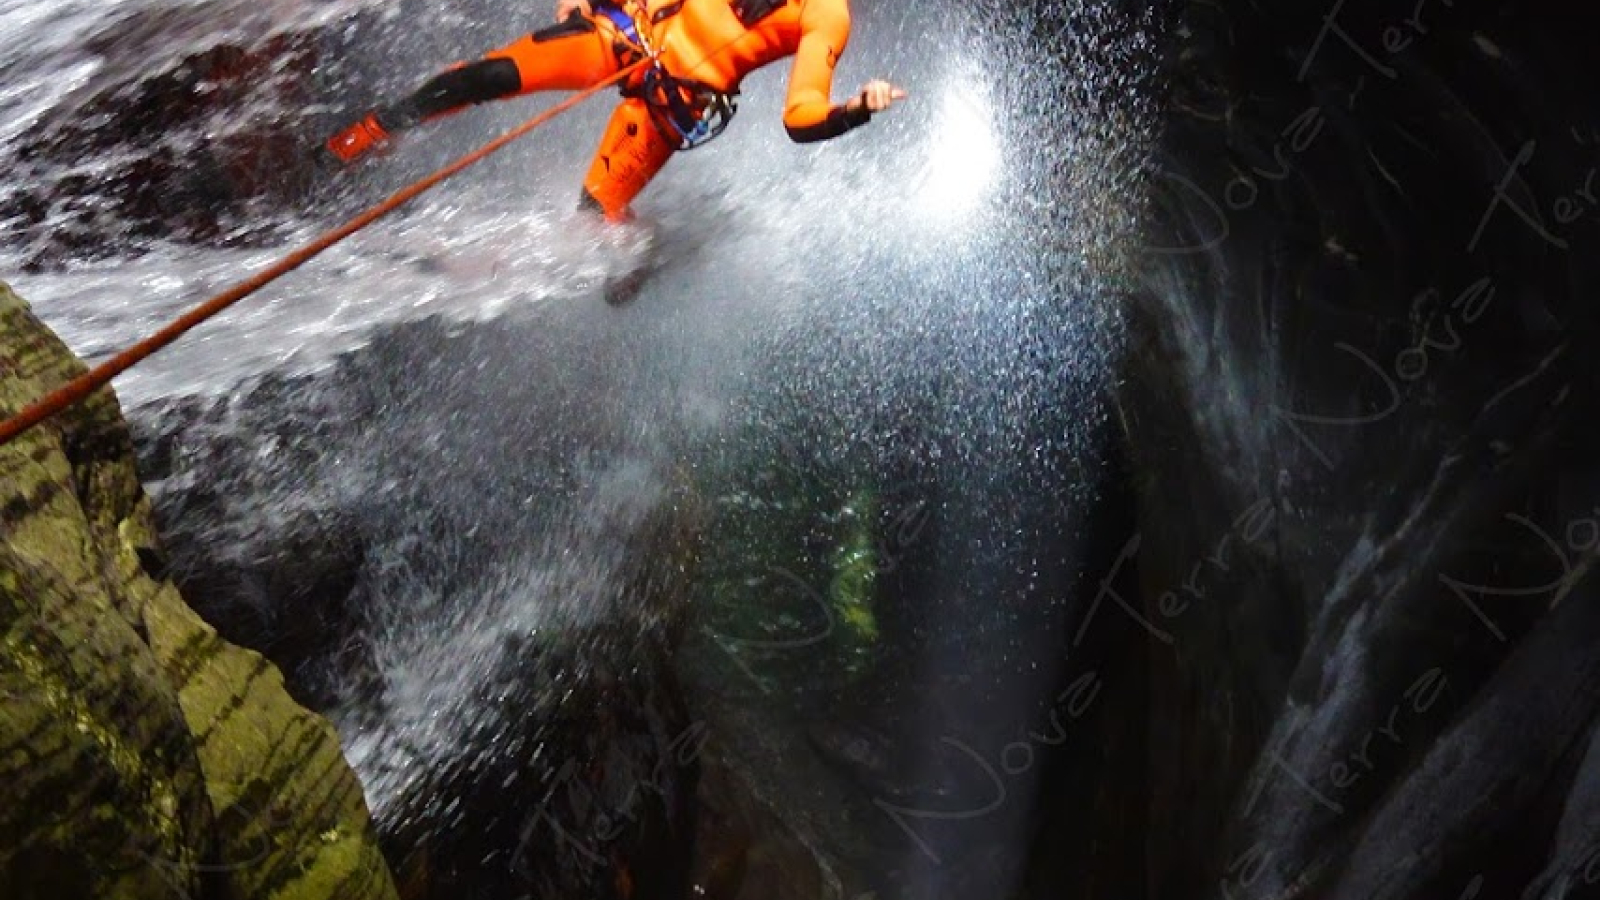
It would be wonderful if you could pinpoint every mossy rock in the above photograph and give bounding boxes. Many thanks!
[0,280,398,900]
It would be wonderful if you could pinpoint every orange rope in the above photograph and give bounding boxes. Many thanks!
[0,58,650,448]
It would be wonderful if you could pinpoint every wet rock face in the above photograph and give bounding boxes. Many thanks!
[134,313,713,900]
[371,489,707,900]
[0,281,398,900]
[0,29,334,269]
[0,0,576,271]
[1094,0,1600,897]
[0,283,213,898]
[376,628,703,900]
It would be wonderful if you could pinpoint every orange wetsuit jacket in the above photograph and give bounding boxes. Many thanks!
[648,0,865,141]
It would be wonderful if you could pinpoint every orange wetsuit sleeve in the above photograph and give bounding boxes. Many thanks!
[783,0,871,143]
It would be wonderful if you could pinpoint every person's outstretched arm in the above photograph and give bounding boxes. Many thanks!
[782,0,905,143]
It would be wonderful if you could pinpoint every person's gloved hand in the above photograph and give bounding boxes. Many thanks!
[846,79,907,115]
[556,0,593,21]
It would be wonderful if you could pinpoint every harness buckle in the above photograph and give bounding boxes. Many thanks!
[637,65,738,150]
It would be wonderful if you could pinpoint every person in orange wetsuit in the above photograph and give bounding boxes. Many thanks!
[324,0,906,221]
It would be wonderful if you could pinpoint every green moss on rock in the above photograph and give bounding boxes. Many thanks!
[0,280,398,900]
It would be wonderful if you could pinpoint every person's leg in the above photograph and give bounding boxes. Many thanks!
[578,99,677,221]
[326,16,627,163]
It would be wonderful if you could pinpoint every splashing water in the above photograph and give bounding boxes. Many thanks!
[2,0,1158,892]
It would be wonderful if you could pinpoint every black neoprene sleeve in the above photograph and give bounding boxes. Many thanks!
[785,101,871,143]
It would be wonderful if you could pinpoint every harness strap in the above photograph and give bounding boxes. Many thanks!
[595,0,738,150]
[594,2,644,51]
[620,68,736,149]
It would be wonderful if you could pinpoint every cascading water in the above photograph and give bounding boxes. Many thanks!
[2,0,1155,896]
[10,0,1600,898]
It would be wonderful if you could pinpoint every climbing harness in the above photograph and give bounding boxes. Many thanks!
[627,67,738,150]
[0,58,650,448]
[597,0,739,150]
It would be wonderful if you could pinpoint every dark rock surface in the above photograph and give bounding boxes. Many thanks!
[1104,0,1600,897]
[133,311,715,899]
[0,25,335,268]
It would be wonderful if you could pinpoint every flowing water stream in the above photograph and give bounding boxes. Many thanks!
[1,1,1154,895]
